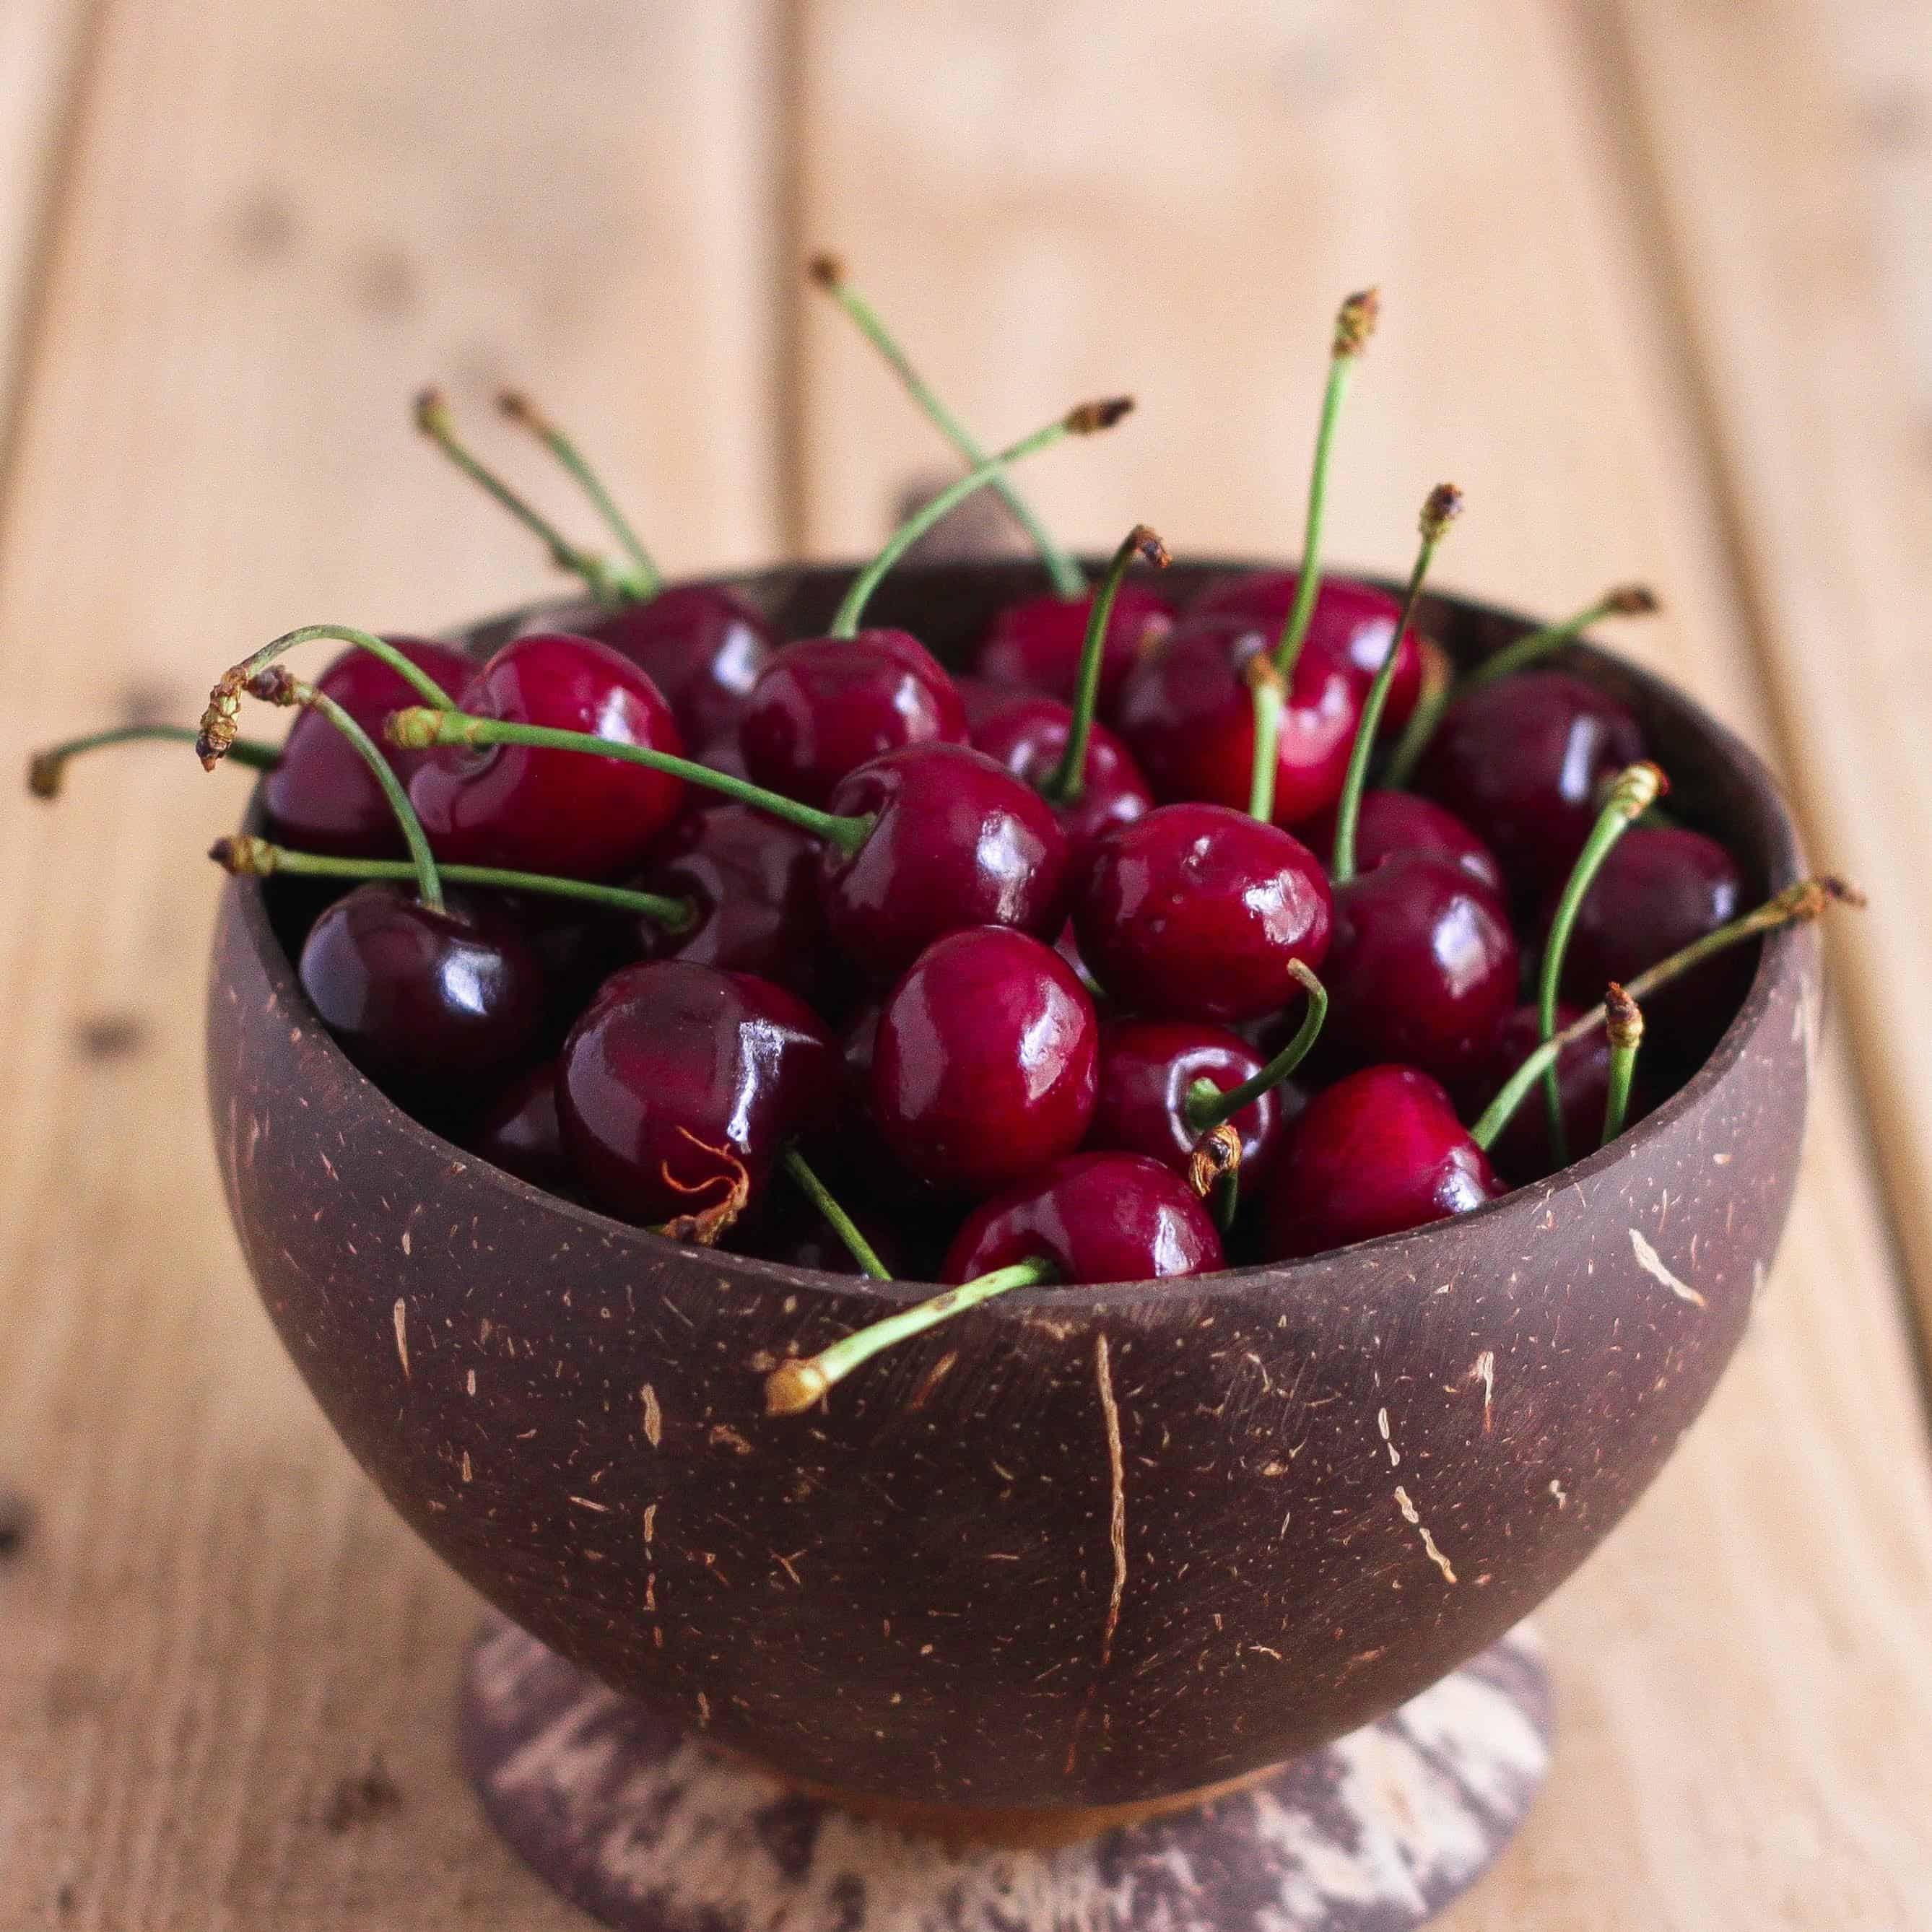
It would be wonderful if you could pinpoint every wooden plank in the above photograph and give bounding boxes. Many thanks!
[1606,0,1932,1372]
[793,1,1932,1924]
[0,3,781,1926]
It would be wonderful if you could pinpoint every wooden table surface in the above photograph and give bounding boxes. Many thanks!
[3,2,1930,1926]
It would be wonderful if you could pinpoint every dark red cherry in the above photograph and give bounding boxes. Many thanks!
[871,928,1097,1196]
[409,632,684,879]
[968,695,1152,856]
[943,1151,1222,1285]
[557,961,833,1228]
[973,585,1175,712]
[954,673,1025,729]
[1191,571,1426,731]
[584,583,775,747]
[745,1194,915,1278]
[1417,671,1645,900]
[739,629,967,808]
[818,743,1070,980]
[1302,791,1506,910]
[630,805,826,1000]
[1073,804,1332,1024]
[693,726,754,790]
[1088,1018,1293,1187]
[1266,1065,1503,1258]
[298,884,545,1099]
[264,637,472,858]
[470,1058,572,1192]
[1323,852,1520,1087]
[1114,614,1360,827]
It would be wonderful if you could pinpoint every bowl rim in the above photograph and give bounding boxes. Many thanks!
[223,558,1812,1314]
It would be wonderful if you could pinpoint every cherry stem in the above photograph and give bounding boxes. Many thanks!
[809,256,1085,600]
[1601,982,1643,1145]
[780,1146,891,1280]
[1331,484,1463,880]
[1464,584,1658,689]
[1379,639,1453,791]
[1537,761,1666,1165]
[1185,961,1327,1132]
[1045,524,1169,804]
[497,391,663,599]
[209,835,695,928]
[196,625,456,772]
[386,708,876,857]
[414,389,638,605]
[30,723,278,798]
[1469,874,1862,1150]
[251,670,444,910]
[827,396,1133,639]
[764,1256,1059,1416]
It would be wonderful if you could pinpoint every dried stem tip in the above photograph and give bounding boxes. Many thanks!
[1128,523,1172,569]
[495,389,550,434]
[27,752,62,799]
[1605,982,1645,1049]
[1333,287,1381,357]
[195,671,245,770]
[1606,584,1660,617]
[413,386,453,436]
[806,251,845,290]
[1188,1123,1243,1201]
[1065,396,1136,434]
[210,833,277,875]
[1420,482,1465,541]
[244,664,303,707]
[1607,760,1668,820]
[765,1357,830,1417]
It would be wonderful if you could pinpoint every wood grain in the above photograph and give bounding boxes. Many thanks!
[793,1,1932,1924]
[0,3,780,1926]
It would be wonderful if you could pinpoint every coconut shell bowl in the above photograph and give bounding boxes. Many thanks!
[205,561,1819,1932]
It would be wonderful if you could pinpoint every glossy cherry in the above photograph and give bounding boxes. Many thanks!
[1266,1065,1503,1258]
[263,637,472,858]
[298,884,545,1100]
[409,631,684,879]
[738,630,967,808]
[1073,803,1332,1023]
[470,1058,572,1192]
[557,960,833,1229]
[818,743,1071,979]
[1302,790,1506,909]
[1087,1018,1293,1187]
[1417,671,1646,900]
[871,927,1097,1196]
[968,695,1152,856]
[972,584,1175,713]
[586,583,775,747]
[942,1150,1222,1284]
[1322,850,1519,1087]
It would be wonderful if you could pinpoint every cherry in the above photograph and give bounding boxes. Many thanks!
[817,742,1071,979]
[1417,671,1646,900]
[1322,850,1519,1087]
[298,884,545,1100]
[739,629,967,807]
[747,1188,915,1278]
[557,961,833,1231]
[954,674,1026,730]
[871,927,1097,1195]
[974,585,1175,712]
[262,637,472,858]
[1266,1065,1502,1258]
[969,696,1152,856]
[586,583,775,747]
[1087,1018,1293,1188]
[470,1058,572,1193]
[409,632,684,879]
[1458,1003,1625,1185]
[1302,790,1505,909]
[943,1151,1222,1284]
[1073,804,1332,1024]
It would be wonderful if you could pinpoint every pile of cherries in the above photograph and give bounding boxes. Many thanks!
[35,271,1851,1411]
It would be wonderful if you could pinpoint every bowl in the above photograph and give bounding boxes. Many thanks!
[205,560,1818,1818]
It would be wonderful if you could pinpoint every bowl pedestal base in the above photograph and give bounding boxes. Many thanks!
[459,1615,1552,1932]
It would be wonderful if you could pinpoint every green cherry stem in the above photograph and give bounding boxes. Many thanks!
[1601,982,1644,1146]
[30,723,278,798]
[764,1256,1059,1416]
[386,708,876,857]
[1536,761,1666,1166]
[196,624,456,771]
[809,253,1085,600]
[1331,483,1463,882]
[1463,583,1658,689]
[247,668,444,911]
[781,1146,891,1281]
[1468,874,1863,1151]
[827,396,1133,639]
[208,834,695,928]
[1378,638,1453,791]
[1044,523,1169,804]
[414,388,637,604]
[497,390,663,599]
[1185,961,1328,1133]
